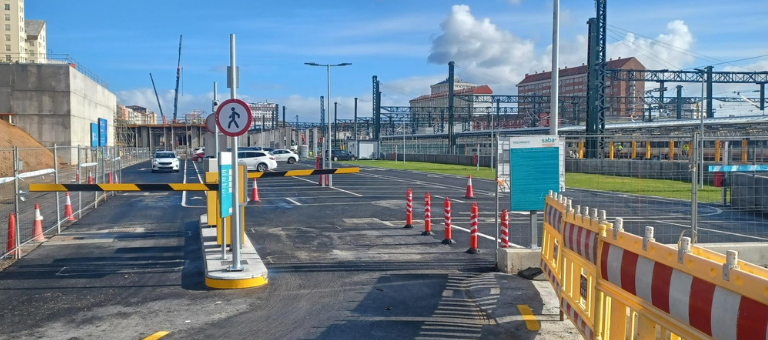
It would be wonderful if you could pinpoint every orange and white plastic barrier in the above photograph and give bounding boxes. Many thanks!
[466,203,478,254]
[422,192,433,236]
[500,209,509,248]
[442,197,454,244]
[404,188,413,229]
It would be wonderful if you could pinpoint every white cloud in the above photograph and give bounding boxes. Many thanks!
[380,74,445,104]
[427,5,697,92]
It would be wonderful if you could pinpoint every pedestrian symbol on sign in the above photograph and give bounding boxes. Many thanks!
[228,107,240,129]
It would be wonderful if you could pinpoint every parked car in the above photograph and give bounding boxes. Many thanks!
[191,150,206,162]
[262,147,274,153]
[325,150,356,161]
[271,149,299,164]
[238,151,278,172]
[152,151,180,172]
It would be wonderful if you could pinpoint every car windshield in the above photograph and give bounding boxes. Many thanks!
[155,152,175,158]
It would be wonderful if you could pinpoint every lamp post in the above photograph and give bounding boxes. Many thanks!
[304,62,352,187]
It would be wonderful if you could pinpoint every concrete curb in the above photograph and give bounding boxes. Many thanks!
[199,214,268,289]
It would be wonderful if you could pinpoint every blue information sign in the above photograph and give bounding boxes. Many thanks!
[90,123,98,147]
[509,136,561,211]
[219,152,233,218]
[98,118,108,146]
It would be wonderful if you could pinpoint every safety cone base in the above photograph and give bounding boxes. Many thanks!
[442,239,455,245]
[466,248,480,254]
[403,224,414,229]
[421,231,434,236]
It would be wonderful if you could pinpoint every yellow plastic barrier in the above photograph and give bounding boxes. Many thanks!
[578,141,585,159]
[714,140,721,162]
[669,140,675,161]
[609,142,615,160]
[645,141,651,159]
[742,139,748,163]
[541,193,768,340]
[631,141,637,160]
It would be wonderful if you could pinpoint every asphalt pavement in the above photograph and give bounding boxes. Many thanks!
[0,159,580,340]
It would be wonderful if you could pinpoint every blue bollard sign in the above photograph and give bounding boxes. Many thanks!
[219,152,233,218]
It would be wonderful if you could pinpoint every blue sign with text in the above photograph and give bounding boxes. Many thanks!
[90,123,98,147]
[219,152,233,218]
[98,118,108,146]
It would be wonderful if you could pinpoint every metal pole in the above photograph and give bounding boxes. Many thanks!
[214,82,219,156]
[722,141,729,206]
[495,135,499,250]
[691,133,699,244]
[77,146,82,219]
[476,143,479,171]
[530,211,538,249]
[550,0,560,135]
[491,99,497,171]
[229,33,243,271]
[700,72,705,189]
[403,122,406,164]
[54,145,61,234]
[327,64,333,187]
[354,97,358,158]
[13,147,20,259]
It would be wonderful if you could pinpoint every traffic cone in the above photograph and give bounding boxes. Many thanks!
[464,175,475,199]
[251,178,260,202]
[88,171,94,184]
[32,204,45,242]
[6,213,16,253]
[64,192,75,221]
[108,171,113,184]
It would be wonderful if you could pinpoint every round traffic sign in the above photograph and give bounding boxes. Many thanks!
[215,99,253,137]
[205,114,216,134]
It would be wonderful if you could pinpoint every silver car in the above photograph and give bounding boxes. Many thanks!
[152,151,180,172]
[270,149,299,164]
[238,151,278,172]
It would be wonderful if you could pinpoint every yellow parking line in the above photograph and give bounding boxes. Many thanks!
[516,304,540,331]
[141,331,170,340]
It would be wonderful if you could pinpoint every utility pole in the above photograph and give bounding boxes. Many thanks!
[448,61,455,151]
[354,97,358,157]
[334,102,338,150]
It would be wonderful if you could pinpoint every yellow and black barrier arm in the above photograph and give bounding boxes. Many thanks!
[29,168,361,192]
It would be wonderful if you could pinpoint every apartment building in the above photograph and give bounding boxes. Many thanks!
[3,0,46,63]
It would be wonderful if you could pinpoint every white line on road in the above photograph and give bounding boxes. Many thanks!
[285,198,302,206]
[292,176,362,197]
[449,224,524,249]
[432,195,465,203]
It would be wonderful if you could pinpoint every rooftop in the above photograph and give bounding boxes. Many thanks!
[24,20,45,38]
[518,57,644,85]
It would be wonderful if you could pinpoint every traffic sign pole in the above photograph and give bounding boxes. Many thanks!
[228,34,243,271]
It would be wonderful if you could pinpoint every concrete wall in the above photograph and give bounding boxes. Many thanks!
[0,64,115,163]
[731,173,768,211]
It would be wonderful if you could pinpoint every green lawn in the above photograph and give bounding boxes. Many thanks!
[339,160,722,203]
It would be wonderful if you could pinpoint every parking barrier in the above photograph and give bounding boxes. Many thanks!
[500,209,509,248]
[31,204,44,242]
[442,197,454,244]
[404,188,413,229]
[422,192,433,236]
[466,202,479,254]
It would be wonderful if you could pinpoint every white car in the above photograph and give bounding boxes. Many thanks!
[152,151,180,172]
[238,151,277,172]
[270,149,299,164]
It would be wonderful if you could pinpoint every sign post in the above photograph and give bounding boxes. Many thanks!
[214,34,252,272]
[219,151,232,259]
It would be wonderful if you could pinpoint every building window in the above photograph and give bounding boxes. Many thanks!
[4,34,7,41]
[5,55,10,61]
[4,4,9,10]
[4,24,8,31]
[3,14,7,21]
[5,44,9,52]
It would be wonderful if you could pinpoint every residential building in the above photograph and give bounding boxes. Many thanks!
[248,102,276,130]
[409,77,492,109]
[3,0,27,62]
[516,57,646,120]
[24,19,44,63]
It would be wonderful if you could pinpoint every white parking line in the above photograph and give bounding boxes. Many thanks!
[449,224,524,249]
[292,176,363,197]
[432,195,465,203]
[285,198,302,206]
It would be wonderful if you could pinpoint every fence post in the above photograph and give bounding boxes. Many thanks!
[13,146,20,259]
[691,133,699,243]
[77,146,82,219]
[54,145,61,234]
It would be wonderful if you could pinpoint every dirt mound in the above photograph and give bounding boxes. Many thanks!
[0,119,54,177]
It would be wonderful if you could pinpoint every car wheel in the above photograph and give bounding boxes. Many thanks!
[257,163,267,172]
[287,157,296,164]
[333,156,338,161]
[351,156,356,161]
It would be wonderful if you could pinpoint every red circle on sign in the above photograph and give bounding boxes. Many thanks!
[214,98,253,137]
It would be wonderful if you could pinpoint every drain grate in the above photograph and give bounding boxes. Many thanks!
[343,218,383,224]
[107,228,143,233]
[47,236,86,242]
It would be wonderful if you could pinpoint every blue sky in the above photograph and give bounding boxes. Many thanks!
[28,0,768,121]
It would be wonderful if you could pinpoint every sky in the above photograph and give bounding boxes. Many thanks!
[27,0,768,122]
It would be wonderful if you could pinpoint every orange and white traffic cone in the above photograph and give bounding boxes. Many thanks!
[251,178,260,202]
[107,171,113,184]
[32,204,45,242]
[464,175,475,199]
[6,213,16,254]
[64,192,75,221]
[88,171,94,184]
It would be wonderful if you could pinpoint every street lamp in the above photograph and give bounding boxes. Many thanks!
[305,62,352,187]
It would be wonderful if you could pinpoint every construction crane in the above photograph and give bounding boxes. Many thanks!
[149,73,167,125]
[172,35,182,123]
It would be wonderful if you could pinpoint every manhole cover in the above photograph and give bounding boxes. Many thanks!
[343,218,383,224]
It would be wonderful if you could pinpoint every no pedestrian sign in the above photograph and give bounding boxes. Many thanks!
[215,98,253,137]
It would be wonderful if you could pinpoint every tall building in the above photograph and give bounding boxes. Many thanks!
[3,0,46,63]
[409,77,492,109]
[517,57,646,119]
[248,102,276,130]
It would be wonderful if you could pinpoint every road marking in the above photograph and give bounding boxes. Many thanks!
[442,290,453,297]
[516,305,540,331]
[292,175,363,197]
[285,198,302,205]
[449,224,524,249]
[141,331,170,340]
[432,195,465,203]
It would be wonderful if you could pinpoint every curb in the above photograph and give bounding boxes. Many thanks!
[199,214,268,289]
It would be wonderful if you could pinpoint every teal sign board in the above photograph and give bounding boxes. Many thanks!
[509,136,560,211]
[90,123,98,147]
[219,152,233,218]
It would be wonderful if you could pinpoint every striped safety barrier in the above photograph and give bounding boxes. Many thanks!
[30,183,218,192]
[247,167,359,178]
[539,191,768,340]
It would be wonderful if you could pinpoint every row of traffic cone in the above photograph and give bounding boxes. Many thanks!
[6,192,80,254]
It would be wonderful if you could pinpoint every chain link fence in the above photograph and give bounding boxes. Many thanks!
[0,146,151,260]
